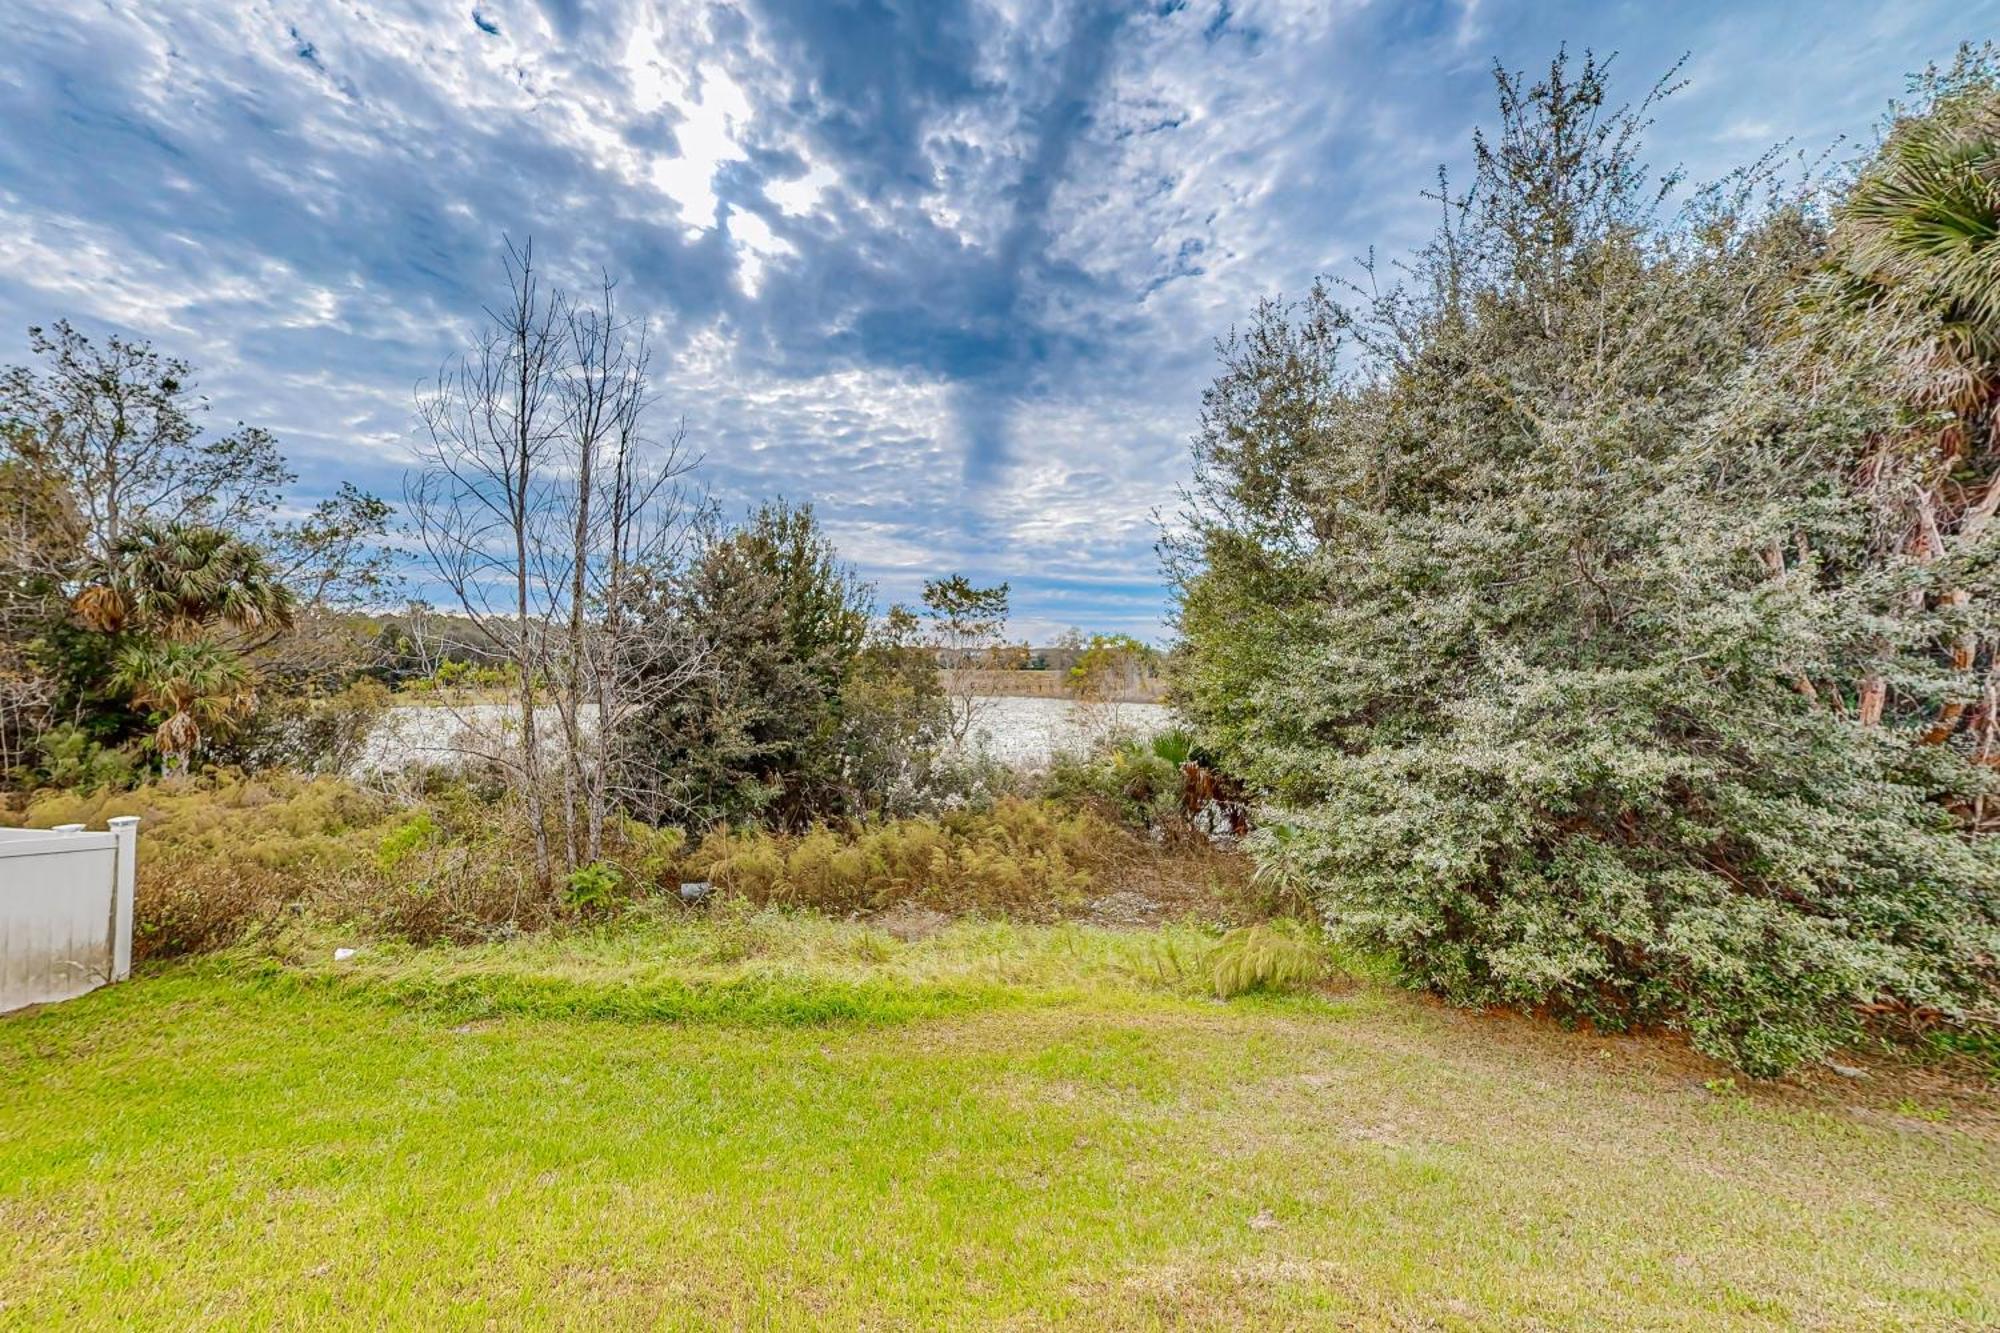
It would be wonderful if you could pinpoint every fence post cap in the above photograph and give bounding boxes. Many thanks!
[106,816,141,829]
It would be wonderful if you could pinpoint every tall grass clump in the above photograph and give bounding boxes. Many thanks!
[680,797,1123,916]
[1203,922,1328,999]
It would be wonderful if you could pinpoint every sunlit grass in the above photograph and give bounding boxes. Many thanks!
[1,916,1994,1329]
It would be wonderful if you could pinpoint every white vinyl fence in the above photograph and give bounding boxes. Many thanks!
[0,818,139,1013]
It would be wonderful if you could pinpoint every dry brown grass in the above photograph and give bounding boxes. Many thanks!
[13,777,1263,958]
[677,796,1258,922]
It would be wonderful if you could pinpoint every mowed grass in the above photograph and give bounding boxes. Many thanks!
[0,915,1995,1330]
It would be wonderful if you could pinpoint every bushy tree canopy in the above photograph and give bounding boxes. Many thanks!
[616,500,873,828]
[1170,50,2000,1073]
[0,322,391,781]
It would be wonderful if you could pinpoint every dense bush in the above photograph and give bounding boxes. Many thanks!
[1171,53,2000,1073]
[1043,728,1193,831]
[616,501,875,827]
[27,723,138,792]
[834,606,956,818]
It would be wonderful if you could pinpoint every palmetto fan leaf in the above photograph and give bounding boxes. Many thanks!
[111,637,256,769]
[70,581,128,634]
[1832,93,2000,406]
[75,521,296,641]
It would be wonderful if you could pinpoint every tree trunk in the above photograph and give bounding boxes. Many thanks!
[1858,675,1887,727]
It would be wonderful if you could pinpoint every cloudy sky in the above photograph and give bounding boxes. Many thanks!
[2,1,1992,640]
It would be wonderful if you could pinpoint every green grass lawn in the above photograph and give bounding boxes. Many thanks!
[1,914,1995,1329]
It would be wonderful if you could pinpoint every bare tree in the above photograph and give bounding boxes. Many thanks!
[548,275,707,866]
[409,238,568,884]
[407,239,705,887]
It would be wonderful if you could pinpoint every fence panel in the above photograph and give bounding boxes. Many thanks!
[0,818,139,1012]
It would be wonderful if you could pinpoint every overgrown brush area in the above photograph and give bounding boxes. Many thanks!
[682,794,1245,919]
[7,767,1266,961]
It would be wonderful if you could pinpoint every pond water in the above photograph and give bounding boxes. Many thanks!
[957,696,1173,768]
[354,696,1174,776]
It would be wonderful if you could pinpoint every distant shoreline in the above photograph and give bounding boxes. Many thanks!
[939,669,1165,704]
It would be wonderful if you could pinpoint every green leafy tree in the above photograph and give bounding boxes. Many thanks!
[1067,633,1156,703]
[0,321,292,562]
[617,501,872,828]
[838,603,951,817]
[1170,50,2000,1074]
[0,454,80,772]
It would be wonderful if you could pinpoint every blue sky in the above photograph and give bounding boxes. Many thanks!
[2,0,1992,641]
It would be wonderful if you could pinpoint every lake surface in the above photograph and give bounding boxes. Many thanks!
[958,695,1173,767]
[356,696,1173,776]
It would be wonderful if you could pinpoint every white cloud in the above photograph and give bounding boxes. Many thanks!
[765,160,839,216]
[0,0,1989,640]
[646,64,752,231]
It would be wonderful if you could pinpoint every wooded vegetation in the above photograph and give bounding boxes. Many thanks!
[3,48,1997,1080]
[1169,48,2000,1073]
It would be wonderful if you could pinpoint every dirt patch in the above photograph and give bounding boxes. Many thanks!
[1083,890,1164,928]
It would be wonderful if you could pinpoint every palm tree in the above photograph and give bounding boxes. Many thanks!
[1834,77,2000,408]
[73,521,296,642]
[72,521,293,778]
[1823,69,2000,734]
[110,639,255,781]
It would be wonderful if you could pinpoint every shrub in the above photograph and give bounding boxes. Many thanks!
[29,724,138,792]
[135,849,298,959]
[563,860,626,914]
[1147,728,1195,767]
[1044,733,1184,831]
[27,770,396,871]
[375,810,439,875]
[616,817,688,886]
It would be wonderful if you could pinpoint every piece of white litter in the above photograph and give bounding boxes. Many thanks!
[333,948,357,961]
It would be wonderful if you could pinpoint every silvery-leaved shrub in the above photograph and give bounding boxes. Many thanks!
[1168,50,2000,1074]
